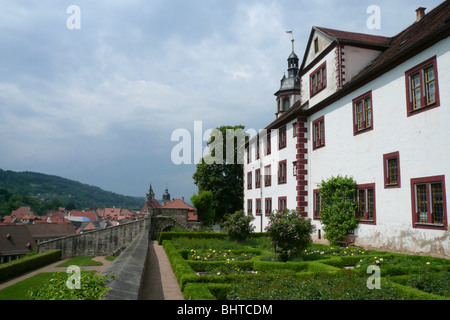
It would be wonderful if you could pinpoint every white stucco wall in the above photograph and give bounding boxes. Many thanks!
[244,34,449,257]
[344,46,383,84]
[245,121,298,232]
[308,38,449,257]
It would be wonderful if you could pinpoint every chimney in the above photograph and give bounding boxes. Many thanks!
[416,7,426,22]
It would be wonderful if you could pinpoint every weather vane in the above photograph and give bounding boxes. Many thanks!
[286,30,295,51]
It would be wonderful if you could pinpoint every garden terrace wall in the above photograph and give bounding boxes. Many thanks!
[102,230,149,300]
[37,220,145,258]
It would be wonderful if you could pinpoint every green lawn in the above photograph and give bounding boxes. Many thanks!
[57,256,103,267]
[0,272,59,300]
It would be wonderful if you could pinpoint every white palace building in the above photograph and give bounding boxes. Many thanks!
[243,3,449,258]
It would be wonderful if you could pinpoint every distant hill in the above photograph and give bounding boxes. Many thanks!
[0,169,144,210]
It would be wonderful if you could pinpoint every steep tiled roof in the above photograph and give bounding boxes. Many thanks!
[0,225,36,255]
[350,1,450,83]
[25,223,76,240]
[161,199,198,221]
[140,199,161,214]
[161,198,195,210]
[69,210,98,222]
[315,26,391,47]
[11,206,36,218]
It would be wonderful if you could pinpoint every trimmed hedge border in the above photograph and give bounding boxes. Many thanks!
[0,250,62,283]
[158,231,268,245]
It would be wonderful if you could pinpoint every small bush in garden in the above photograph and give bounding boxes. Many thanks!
[265,209,315,262]
[28,271,114,300]
[223,210,255,242]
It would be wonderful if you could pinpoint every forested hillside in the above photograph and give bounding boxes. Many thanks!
[0,169,144,216]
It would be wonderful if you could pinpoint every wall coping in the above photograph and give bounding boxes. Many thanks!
[102,230,149,300]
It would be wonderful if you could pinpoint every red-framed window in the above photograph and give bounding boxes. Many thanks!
[247,199,252,215]
[265,198,272,216]
[310,62,326,97]
[356,183,376,224]
[313,189,322,220]
[405,56,440,117]
[266,130,271,155]
[247,171,252,189]
[278,196,287,211]
[278,125,287,150]
[255,168,261,188]
[246,146,250,164]
[292,161,297,176]
[312,116,325,150]
[383,151,401,188]
[292,122,298,137]
[256,135,260,160]
[264,165,271,187]
[278,160,287,184]
[255,198,261,216]
[410,175,447,230]
[353,91,373,135]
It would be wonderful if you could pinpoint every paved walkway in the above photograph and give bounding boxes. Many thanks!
[138,241,184,300]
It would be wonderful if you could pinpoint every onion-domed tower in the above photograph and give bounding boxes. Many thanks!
[274,38,301,118]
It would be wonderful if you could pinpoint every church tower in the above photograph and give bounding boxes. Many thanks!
[274,37,301,118]
[146,183,155,202]
[161,186,171,206]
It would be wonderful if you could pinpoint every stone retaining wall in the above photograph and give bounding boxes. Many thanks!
[102,230,149,300]
[37,219,145,258]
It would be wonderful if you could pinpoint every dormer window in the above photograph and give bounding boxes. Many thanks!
[314,38,319,53]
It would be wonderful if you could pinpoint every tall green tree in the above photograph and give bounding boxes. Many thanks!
[192,125,248,222]
[191,190,215,226]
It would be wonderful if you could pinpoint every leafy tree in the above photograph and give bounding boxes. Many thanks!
[191,190,215,226]
[265,209,315,262]
[192,125,248,222]
[318,175,358,245]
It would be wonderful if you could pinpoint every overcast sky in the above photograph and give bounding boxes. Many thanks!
[0,0,443,201]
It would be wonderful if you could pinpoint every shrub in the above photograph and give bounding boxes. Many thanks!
[28,271,113,300]
[404,268,450,297]
[223,210,255,242]
[318,175,358,245]
[265,209,315,262]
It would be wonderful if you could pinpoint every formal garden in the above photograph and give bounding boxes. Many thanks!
[160,208,449,300]
[0,207,448,300]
